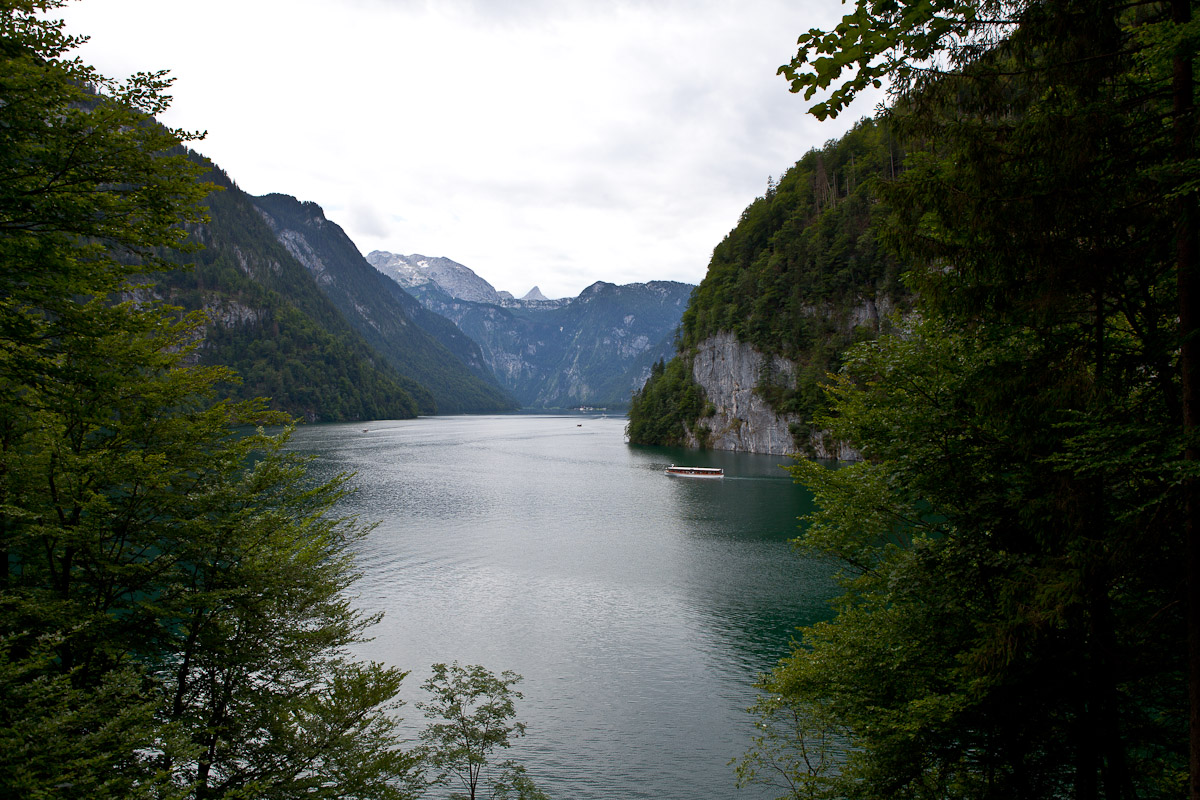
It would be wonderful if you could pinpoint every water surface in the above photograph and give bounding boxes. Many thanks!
[293,414,836,800]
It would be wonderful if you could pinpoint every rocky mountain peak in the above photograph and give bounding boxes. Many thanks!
[366,251,504,305]
[521,286,549,301]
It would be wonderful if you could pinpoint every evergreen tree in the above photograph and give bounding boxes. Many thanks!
[0,3,418,797]
[624,358,709,447]
[744,0,1198,797]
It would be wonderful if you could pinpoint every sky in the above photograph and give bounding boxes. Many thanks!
[57,0,881,300]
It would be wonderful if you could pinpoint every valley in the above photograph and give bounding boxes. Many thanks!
[155,156,694,419]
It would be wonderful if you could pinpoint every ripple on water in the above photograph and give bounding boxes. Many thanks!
[293,416,835,800]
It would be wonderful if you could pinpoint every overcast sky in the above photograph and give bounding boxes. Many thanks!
[58,0,878,300]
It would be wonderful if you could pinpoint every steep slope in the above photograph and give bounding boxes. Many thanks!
[532,280,692,405]
[159,157,431,422]
[368,250,693,408]
[252,194,517,414]
[626,117,909,454]
[490,284,687,408]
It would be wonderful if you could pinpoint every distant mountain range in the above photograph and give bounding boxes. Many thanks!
[368,251,693,408]
[367,251,570,309]
[151,153,691,421]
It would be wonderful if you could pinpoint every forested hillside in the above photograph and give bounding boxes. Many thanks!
[252,193,518,414]
[627,118,906,446]
[681,118,904,355]
[161,162,431,421]
[729,1,1195,798]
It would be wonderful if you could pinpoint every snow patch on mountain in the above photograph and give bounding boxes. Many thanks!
[366,251,503,304]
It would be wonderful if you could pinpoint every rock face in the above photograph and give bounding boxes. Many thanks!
[367,248,694,408]
[367,251,572,311]
[686,332,856,458]
[367,251,507,305]
[440,279,691,408]
[253,198,516,414]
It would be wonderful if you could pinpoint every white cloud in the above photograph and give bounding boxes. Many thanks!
[58,0,879,299]
[346,201,395,240]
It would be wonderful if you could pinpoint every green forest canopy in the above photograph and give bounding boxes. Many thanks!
[626,117,909,448]
[733,0,1199,799]
[0,2,426,796]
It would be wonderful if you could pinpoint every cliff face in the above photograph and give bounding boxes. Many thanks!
[685,332,857,459]
[432,280,689,408]
[368,251,693,408]
[624,118,906,456]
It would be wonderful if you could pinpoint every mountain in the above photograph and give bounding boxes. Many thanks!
[625,117,909,454]
[159,157,432,422]
[367,250,692,408]
[367,251,511,305]
[500,279,692,408]
[252,195,517,414]
[369,251,571,311]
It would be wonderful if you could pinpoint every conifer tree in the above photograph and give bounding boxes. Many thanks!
[0,3,419,797]
[746,0,1198,797]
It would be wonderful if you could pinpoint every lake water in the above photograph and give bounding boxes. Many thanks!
[291,414,836,800]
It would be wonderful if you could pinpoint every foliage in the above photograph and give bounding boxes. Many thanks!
[417,663,547,800]
[746,0,1198,796]
[624,357,708,447]
[148,431,422,800]
[732,691,844,800]
[779,0,1021,120]
[763,318,1187,799]
[627,118,907,444]
[0,3,419,797]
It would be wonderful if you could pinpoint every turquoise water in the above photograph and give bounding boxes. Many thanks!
[292,414,836,800]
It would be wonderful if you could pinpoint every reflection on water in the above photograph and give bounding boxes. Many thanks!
[292,415,837,800]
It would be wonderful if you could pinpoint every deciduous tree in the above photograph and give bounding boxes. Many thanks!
[417,663,547,800]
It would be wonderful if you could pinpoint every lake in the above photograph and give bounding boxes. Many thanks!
[291,414,836,800]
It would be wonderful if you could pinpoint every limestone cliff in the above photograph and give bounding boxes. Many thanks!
[625,120,908,456]
[684,332,858,458]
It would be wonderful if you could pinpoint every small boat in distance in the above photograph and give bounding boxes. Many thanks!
[665,464,724,478]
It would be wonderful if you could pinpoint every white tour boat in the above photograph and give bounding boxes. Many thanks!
[664,464,724,478]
